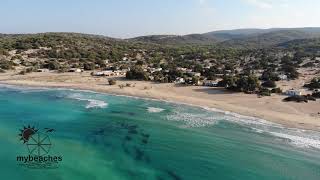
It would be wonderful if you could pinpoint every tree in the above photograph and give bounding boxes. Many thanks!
[236,75,260,93]
[218,75,237,89]
[47,61,60,70]
[84,63,95,70]
[136,60,144,66]
[259,88,271,96]
[304,78,320,90]
[261,70,280,81]
[108,79,117,85]
[271,88,282,94]
[126,66,149,80]
[282,65,299,80]
[95,59,106,68]
[0,60,14,70]
[0,49,9,56]
[261,80,276,88]
[193,64,203,73]
[192,76,200,85]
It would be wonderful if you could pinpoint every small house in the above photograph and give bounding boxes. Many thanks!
[37,68,50,72]
[174,77,185,84]
[69,68,83,73]
[279,74,288,81]
[203,80,219,87]
[285,89,302,96]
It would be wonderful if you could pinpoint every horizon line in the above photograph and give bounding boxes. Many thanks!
[1,26,320,39]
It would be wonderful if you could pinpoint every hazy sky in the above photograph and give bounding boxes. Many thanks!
[1,0,319,38]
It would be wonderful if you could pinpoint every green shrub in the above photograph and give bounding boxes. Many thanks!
[47,61,60,70]
[259,88,271,96]
[108,79,117,85]
[126,66,149,80]
[84,63,95,70]
[262,80,276,88]
[0,61,13,70]
[312,92,320,98]
[271,88,283,94]
[19,70,26,75]
[304,78,320,90]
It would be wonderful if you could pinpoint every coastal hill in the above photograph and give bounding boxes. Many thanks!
[2,27,320,49]
[128,34,218,45]
[129,27,320,47]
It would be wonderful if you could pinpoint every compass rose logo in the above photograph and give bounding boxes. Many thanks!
[17,125,62,169]
[19,126,52,156]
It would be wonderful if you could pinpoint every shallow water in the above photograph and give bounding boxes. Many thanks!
[0,84,320,180]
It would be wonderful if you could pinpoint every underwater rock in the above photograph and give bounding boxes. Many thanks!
[141,138,148,144]
[125,135,132,141]
[134,147,144,161]
[166,170,183,180]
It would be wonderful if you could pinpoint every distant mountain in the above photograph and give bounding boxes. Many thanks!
[2,28,320,49]
[129,34,218,45]
[129,27,320,48]
[219,30,316,48]
[203,28,268,41]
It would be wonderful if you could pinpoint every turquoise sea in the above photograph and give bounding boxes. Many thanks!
[0,84,320,180]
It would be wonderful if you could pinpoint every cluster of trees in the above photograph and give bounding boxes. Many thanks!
[0,33,135,63]
[218,75,260,93]
[304,78,320,90]
[217,74,282,96]
[126,66,149,80]
[0,60,15,70]
[280,55,301,80]
[261,69,280,81]
[312,91,320,98]
[0,49,9,56]
[108,79,117,85]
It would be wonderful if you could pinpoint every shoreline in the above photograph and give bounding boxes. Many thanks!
[1,72,320,131]
[0,82,273,125]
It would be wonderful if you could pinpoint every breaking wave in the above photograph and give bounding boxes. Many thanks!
[147,107,165,113]
[166,106,219,128]
[67,93,108,109]
[167,105,320,149]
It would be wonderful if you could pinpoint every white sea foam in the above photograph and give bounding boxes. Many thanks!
[167,105,320,150]
[167,106,219,128]
[147,107,165,113]
[67,93,108,109]
[0,84,50,93]
[85,99,108,109]
[269,131,320,149]
[222,113,320,149]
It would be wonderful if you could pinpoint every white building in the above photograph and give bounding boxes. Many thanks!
[37,68,50,72]
[203,80,219,87]
[279,74,288,81]
[149,67,162,73]
[69,68,83,73]
[174,77,185,84]
[285,89,302,96]
[92,70,126,77]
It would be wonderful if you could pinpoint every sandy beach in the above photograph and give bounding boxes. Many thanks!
[1,71,319,131]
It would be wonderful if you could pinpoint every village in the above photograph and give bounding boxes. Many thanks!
[0,35,320,104]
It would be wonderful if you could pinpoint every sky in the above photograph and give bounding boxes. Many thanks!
[0,0,319,38]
